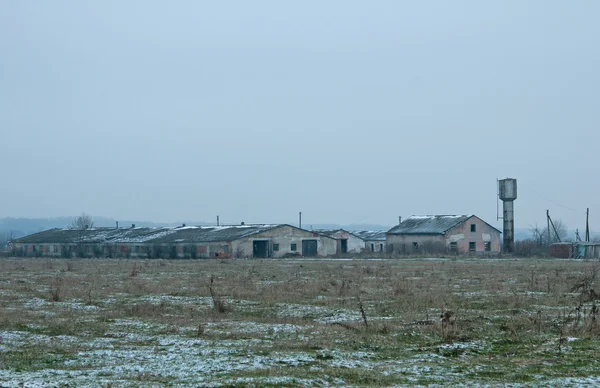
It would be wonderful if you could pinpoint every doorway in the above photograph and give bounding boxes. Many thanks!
[341,239,348,254]
[252,241,269,258]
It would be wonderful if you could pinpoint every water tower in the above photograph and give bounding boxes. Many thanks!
[498,178,517,253]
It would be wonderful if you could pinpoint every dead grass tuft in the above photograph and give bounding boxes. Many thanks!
[49,276,64,302]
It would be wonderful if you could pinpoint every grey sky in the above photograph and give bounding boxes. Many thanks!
[1,1,598,232]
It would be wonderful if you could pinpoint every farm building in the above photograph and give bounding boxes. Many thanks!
[311,229,365,254]
[10,224,337,259]
[386,215,501,254]
[352,231,387,253]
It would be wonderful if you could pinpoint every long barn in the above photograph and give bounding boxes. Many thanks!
[10,224,337,259]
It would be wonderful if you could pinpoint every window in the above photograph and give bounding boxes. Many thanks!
[469,242,476,252]
[450,242,457,253]
[485,241,491,252]
[370,243,375,252]
[470,224,476,233]
[412,242,419,250]
[291,243,297,251]
[273,243,279,252]
[380,244,384,252]
[134,246,140,253]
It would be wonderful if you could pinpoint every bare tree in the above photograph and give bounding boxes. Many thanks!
[550,219,570,242]
[529,219,570,246]
[70,213,94,230]
[0,233,8,250]
[0,231,15,250]
[529,223,546,246]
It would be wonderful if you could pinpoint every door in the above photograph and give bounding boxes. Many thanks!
[302,240,318,257]
[252,241,269,258]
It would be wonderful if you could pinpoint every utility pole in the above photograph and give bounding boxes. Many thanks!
[217,215,220,226]
[299,212,302,229]
[547,210,551,246]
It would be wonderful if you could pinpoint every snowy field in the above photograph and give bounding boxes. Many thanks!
[1,257,600,386]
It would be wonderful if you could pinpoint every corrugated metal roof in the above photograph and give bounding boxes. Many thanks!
[310,229,366,241]
[13,224,283,244]
[150,225,280,243]
[387,215,472,235]
[310,229,342,237]
[351,230,387,241]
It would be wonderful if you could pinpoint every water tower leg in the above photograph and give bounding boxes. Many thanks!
[503,201,514,253]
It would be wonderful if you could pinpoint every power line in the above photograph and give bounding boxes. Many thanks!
[519,182,583,213]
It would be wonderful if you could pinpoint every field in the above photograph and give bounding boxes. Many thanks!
[1,257,600,387]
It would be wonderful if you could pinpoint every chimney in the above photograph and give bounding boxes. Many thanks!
[131,224,135,228]
[182,223,186,227]
[241,221,245,226]
[116,221,119,229]
[399,216,402,225]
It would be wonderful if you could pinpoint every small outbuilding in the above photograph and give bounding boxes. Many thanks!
[352,231,387,253]
[311,229,365,254]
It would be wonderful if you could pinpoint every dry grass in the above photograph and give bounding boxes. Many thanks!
[1,257,600,386]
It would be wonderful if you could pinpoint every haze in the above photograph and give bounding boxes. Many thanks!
[1,1,598,233]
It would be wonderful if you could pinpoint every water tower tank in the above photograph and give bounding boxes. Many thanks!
[499,179,517,201]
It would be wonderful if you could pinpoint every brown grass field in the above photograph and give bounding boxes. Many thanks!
[1,257,600,386]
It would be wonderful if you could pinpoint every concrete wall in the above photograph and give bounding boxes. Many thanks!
[386,234,446,254]
[143,243,231,259]
[365,240,386,253]
[13,243,82,257]
[11,242,230,259]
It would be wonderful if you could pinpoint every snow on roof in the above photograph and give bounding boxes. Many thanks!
[350,230,387,241]
[387,215,473,235]
[12,224,286,244]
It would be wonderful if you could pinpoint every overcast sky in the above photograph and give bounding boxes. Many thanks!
[1,1,598,232]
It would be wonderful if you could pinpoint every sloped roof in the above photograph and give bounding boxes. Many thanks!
[150,225,280,243]
[310,229,364,240]
[10,227,175,244]
[387,215,472,235]
[351,230,387,241]
[12,224,285,244]
[311,229,343,237]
